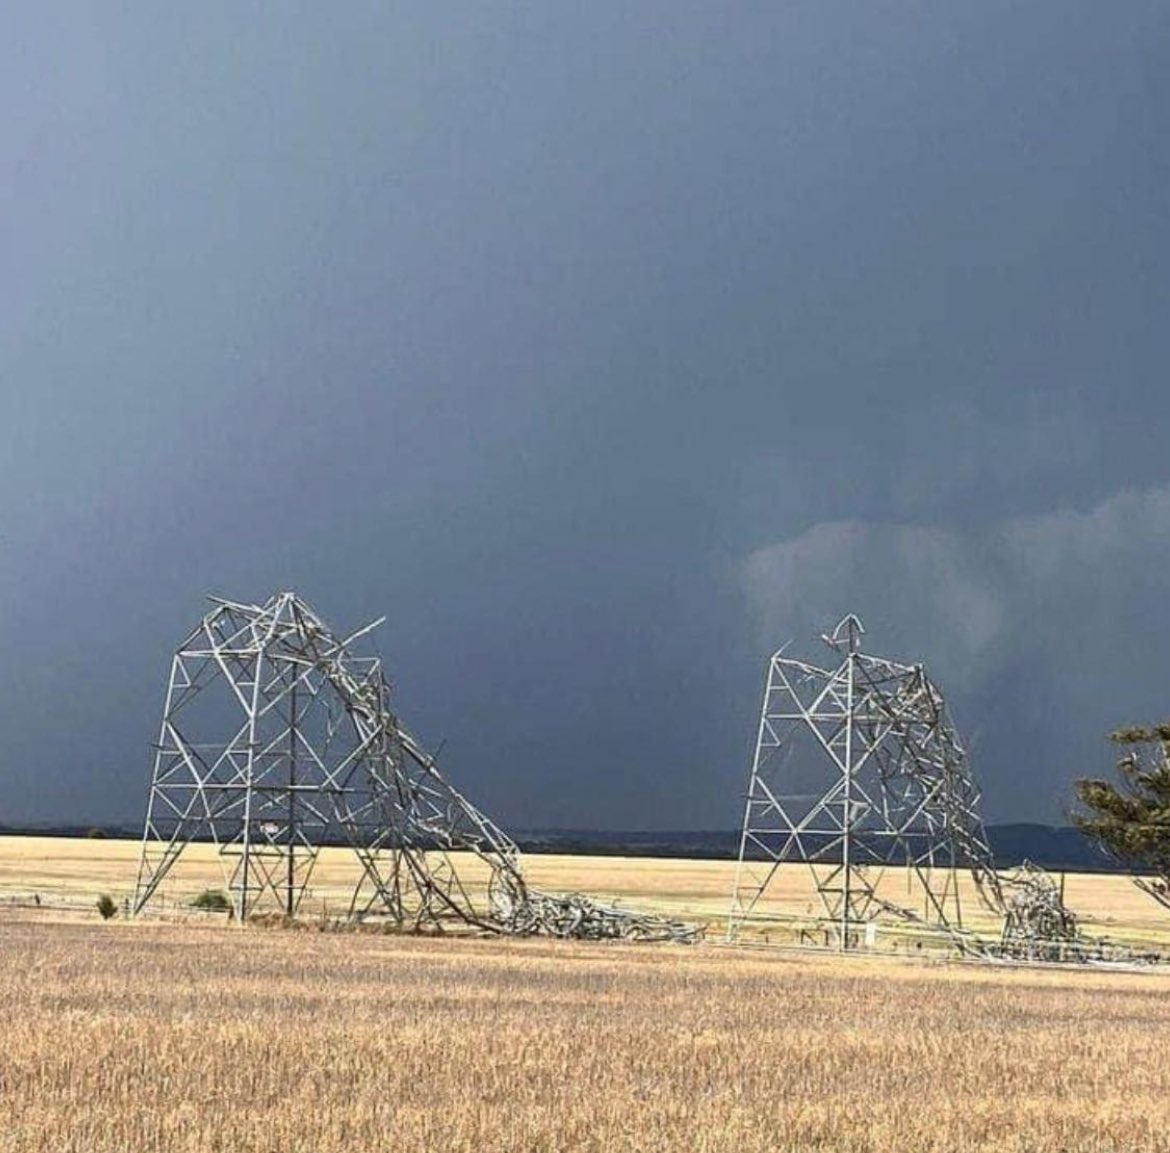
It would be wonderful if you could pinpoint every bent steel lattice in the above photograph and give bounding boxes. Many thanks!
[133,592,697,943]
[727,615,1001,948]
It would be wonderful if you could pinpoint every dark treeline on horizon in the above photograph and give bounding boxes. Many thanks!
[0,821,1115,873]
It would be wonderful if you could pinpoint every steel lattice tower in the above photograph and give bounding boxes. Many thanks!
[727,615,1001,948]
[133,592,526,926]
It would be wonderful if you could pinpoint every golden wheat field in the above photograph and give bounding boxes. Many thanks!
[5,916,1170,1152]
[4,837,1170,1151]
[3,834,1168,946]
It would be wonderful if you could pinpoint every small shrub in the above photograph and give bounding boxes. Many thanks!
[96,894,117,920]
[191,889,232,912]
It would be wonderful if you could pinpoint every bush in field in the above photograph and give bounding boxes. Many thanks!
[96,894,117,920]
[191,889,232,912]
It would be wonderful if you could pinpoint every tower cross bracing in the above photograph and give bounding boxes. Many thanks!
[728,615,1000,948]
[133,591,525,927]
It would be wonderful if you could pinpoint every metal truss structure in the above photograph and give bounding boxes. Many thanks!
[994,861,1160,965]
[133,592,523,926]
[727,615,1001,949]
[134,592,699,942]
[998,861,1079,962]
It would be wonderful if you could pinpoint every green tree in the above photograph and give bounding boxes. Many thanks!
[1073,724,1170,910]
[96,894,118,920]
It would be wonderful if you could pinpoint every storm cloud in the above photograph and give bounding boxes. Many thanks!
[1,3,1168,829]
[743,484,1170,818]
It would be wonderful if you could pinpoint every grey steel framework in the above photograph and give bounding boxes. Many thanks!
[995,861,1156,965]
[999,861,1079,962]
[727,615,1001,948]
[134,592,698,941]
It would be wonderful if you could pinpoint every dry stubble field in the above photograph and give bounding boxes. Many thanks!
[3,837,1170,1152]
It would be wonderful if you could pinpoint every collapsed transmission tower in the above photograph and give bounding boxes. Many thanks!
[727,615,1001,948]
[134,592,698,942]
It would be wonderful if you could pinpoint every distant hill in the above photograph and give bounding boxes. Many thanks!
[516,824,1117,871]
[0,820,1120,872]
[0,822,140,841]
[985,823,1112,870]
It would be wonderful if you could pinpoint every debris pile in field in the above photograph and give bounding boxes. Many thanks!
[993,861,1160,965]
[999,861,1079,961]
[501,889,701,943]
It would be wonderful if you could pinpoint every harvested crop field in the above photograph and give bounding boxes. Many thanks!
[3,913,1170,1152]
[4,836,1169,947]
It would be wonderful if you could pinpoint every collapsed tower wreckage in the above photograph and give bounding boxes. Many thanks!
[994,860,1158,965]
[728,615,1003,949]
[133,592,697,943]
[998,861,1079,962]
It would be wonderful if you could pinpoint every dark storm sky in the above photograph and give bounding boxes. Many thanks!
[2,4,1168,829]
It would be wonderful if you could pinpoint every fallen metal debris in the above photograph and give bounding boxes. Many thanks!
[498,888,701,943]
[995,860,1160,965]
[998,861,1078,961]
